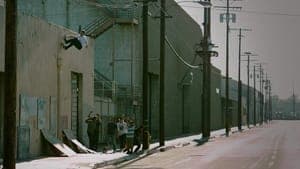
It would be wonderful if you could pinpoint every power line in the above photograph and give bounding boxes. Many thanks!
[179,5,300,17]
[165,36,200,69]
[223,9,300,17]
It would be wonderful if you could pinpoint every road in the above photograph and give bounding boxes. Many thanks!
[102,121,300,169]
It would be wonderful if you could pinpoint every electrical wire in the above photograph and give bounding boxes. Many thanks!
[179,5,300,17]
[165,36,200,69]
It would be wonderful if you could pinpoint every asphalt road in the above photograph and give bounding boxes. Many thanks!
[103,121,300,169]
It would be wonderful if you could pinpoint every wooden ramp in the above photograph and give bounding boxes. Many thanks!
[62,129,96,154]
[41,129,76,157]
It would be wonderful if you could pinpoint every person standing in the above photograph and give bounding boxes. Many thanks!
[117,118,128,151]
[85,112,100,151]
[125,121,135,154]
[133,126,143,153]
[106,117,117,152]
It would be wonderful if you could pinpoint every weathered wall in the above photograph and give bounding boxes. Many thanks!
[0,1,5,72]
[211,67,223,130]
[221,77,263,127]
[16,14,94,157]
[147,0,204,138]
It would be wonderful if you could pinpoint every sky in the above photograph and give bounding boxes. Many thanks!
[177,0,300,99]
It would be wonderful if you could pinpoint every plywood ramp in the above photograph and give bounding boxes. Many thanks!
[41,129,76,157]
[62,129,96,154]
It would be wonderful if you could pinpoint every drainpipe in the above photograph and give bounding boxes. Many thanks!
[56,47,62,138]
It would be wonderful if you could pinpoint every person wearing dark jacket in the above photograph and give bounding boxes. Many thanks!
[107,117,118,152]
[85,112,100,151]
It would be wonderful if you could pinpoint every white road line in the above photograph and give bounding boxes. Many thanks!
[173,157,192,166]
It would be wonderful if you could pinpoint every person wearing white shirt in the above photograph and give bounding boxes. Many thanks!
[63,30,88,50]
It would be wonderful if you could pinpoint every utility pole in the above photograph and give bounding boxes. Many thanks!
[4,0,17,168]
[264,74,268,123]
[269,80,272,121]
[193,0,215,140]
[225,0,230,137]
[238,28,242,131]
[242,52,257,128]
[201,0,212,139]
[247,54,250,128]
[230,28,251,131]
[259,62,267,124]
[259,64,264,124]
[142,0,149,150]
[218,0,241,137]
[253,65,256,126]
[159,0,165,146]
[256,63,266,124]
[293,83,296,119]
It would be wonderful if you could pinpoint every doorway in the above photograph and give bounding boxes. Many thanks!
[71,72,82,140]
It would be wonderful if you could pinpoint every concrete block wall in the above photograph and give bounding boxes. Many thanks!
[16,14,94,157]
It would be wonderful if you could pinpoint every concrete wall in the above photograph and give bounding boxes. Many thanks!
[15,0,229,141]
[16,14,94,157]
[147,0,204,138]
[0,1,5,72]
[221,78,263,127]
[211,67,223,130]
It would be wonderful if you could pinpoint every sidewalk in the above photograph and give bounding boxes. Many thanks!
[4,126,253,169]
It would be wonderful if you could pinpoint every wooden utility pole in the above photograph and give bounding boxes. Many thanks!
[253,65,256,126]
[237,28,242,131]
[230,28,251,131]
[159,0,166,146]
[201,0,212,139]
[217,0,242,136]
[142,0,149,150]
[225,0,230,137]
[242,52,257,128]
[4,0,17,168]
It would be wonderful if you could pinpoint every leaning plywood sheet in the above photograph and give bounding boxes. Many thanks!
[41,129,76,157]
[62,129,96,154]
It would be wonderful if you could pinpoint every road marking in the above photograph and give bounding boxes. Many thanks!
[173,157,191,166]
[249,155,265,169]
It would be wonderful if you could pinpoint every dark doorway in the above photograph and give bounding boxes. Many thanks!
[71,72,82,140]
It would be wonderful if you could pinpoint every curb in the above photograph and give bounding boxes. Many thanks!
[93,142,190,168]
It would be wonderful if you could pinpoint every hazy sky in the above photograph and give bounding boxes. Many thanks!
[178,0,300,99]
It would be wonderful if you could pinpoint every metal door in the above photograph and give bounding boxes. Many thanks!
[71,73,80,138]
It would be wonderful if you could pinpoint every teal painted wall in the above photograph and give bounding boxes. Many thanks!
[18,0,108,32]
